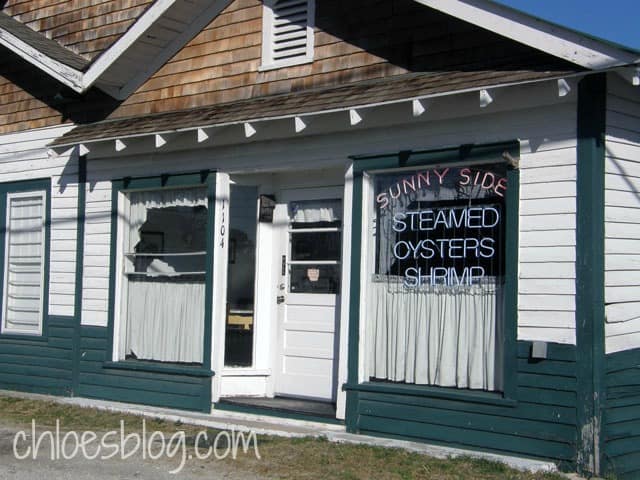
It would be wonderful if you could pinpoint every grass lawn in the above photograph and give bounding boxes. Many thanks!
[0,395,570,480]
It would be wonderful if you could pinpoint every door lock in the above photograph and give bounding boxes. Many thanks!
[277,295,285,304]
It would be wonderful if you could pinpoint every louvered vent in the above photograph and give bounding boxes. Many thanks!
[263,0,314,68]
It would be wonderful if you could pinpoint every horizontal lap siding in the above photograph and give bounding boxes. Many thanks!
[81,181,112,327]
[518,122,577,344]
[0,315,73,395]
[604,74,640,354]
[0,125,77,395]
[77,326,210,412]
[603,74,640,480]
[354,342,577,467]
[604,348,640,479]
[0,125,78,317]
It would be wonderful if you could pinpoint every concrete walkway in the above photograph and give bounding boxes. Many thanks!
[0,389,559,475]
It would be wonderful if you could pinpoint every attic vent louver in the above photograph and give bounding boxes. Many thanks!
[262,0,315,70]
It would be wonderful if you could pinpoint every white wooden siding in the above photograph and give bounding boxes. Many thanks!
[605,74,640,354]
[0,125,78,318]
[81,181,112,326]
[518,135,577,344]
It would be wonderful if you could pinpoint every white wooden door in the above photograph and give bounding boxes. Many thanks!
[274,187,342,401]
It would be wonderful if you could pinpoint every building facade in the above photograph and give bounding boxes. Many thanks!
[1,0,639,477]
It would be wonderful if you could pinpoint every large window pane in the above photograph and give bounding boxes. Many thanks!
[365,164,507,391]
[121,187,207,364]
[224,185,258,367]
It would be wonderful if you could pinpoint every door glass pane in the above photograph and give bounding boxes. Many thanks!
[291,231,341,261]
[290,264,340,294]
[225,185,258,367]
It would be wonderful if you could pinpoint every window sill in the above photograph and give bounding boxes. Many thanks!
[343,382,517,408]
[0,331,46,342]
[103,361,214,378]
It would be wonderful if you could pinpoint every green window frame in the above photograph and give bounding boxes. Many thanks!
[106,171,216,376]
[344,142,520,412]
[0,178,51,340]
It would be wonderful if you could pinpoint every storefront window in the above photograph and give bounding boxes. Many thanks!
[224,186,258,367]
[365,164,507,391]
[120,187,208,364]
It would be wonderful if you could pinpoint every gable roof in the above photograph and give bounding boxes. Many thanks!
[1,0,638,102]
[0,12,89,71]
[416,0,639,69]
[0,0,232,98]
[1,0,155,61]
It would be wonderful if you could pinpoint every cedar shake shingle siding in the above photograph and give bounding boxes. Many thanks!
[113,0,578,119]
[1,0,155,59]
[0,0,579,134]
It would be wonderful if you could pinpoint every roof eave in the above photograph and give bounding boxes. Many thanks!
[414,0,640,70]
[0,28,84,92]
[0,0,231,99]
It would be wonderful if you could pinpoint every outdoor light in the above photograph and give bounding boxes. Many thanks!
[259,194,276,222]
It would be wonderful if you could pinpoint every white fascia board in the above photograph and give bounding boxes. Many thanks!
[81,0,178,90]
[0,29,83,92]
[116,0,231,99]
[0,0,179,96]
[413,0,640,70]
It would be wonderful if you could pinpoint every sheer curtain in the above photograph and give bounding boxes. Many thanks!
[121,187,207,364]
[365,279,503,390]
[290,199,341,223]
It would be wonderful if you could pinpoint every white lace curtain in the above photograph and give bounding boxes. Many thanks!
[121,187,207,364]
[127,188,207,251]
[290,199,341,223]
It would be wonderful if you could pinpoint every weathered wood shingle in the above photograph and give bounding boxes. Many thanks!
[2,0,154,60]
[51,68,578,146]
[0,11,89,70]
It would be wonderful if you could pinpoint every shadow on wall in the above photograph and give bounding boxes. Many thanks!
[0,0,582,129]
[312,0,581,81]
[0,48,122,126]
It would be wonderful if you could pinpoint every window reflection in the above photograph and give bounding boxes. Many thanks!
[224,186,258,367]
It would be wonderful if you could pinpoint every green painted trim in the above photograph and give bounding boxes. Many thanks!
[103,361,214,377]
[214,401,344,425]
[351,142,520,172]
[343,382,517,407]
[502,166,520,400]
[345,169,363,433]
[0,178,52,342]
[575,73,607,476]
[72,155,87,394]
[106,171,216,412]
